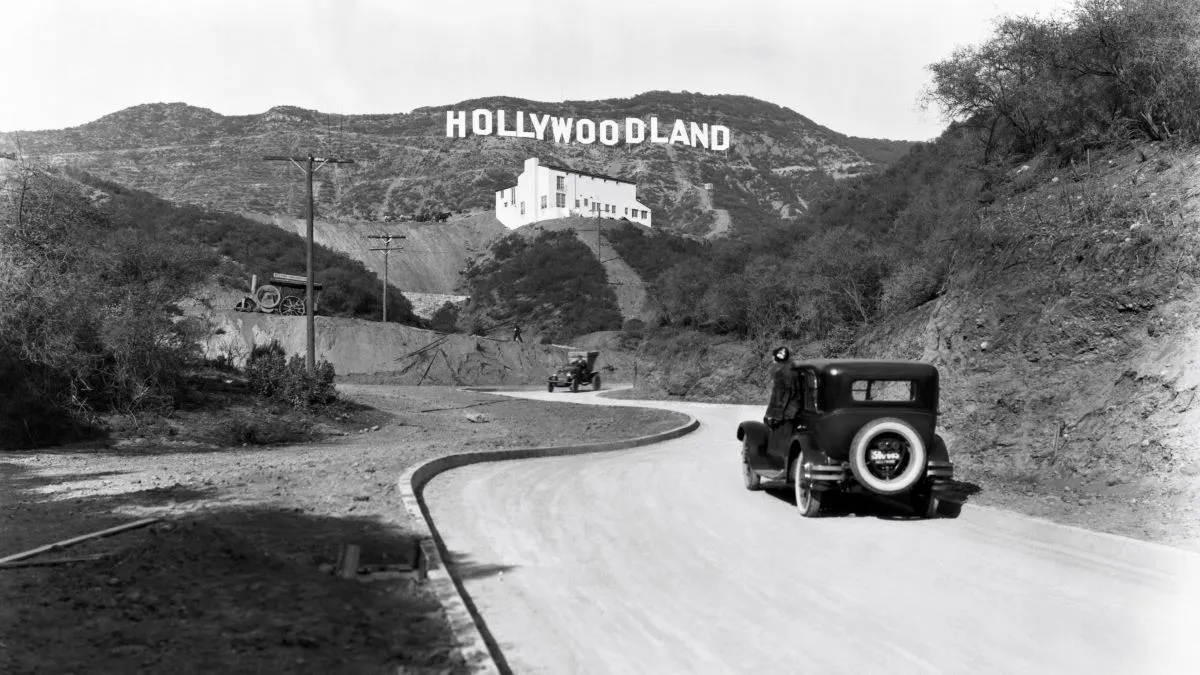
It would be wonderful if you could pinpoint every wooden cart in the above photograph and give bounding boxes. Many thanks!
[233,273,323,315]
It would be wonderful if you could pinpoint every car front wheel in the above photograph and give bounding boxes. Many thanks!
[742,449,762,491]
[794,459,822,517]
[547,382,554,393]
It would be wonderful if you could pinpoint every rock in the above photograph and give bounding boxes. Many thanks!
[318,563,334,574]
[353,495,370,502]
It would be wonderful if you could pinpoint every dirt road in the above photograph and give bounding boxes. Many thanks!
[423,388,1200,674]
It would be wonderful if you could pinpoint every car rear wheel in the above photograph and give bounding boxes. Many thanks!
[848,418,927,495]
[571,381,579,393]
[593,375,602,391]
[911,487,938,519]
[547,382,554,393]
[794,458,822,517]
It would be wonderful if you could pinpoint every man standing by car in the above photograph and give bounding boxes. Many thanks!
[765,346,802,446]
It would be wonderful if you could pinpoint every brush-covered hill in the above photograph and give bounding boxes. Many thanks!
[610,0,1200,548]
[0,92,914,240]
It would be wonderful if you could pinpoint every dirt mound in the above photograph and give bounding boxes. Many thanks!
[204,310,588,385]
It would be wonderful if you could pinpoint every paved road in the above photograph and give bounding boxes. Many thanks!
[423,388,1200,675]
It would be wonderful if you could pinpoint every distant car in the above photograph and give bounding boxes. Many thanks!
[548,350,601,393]
[737,359,958,518]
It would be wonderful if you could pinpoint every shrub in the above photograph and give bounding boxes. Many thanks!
[430,301,461,333]
[245,341,337,409]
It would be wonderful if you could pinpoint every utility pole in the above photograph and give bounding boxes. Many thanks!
[263,153,355,372]
[367,233,406,323]
[584,203,622,280]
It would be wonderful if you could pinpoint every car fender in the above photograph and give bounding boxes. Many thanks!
[736,420,769,454]
[928,433,950,462]
[786,434,837,478]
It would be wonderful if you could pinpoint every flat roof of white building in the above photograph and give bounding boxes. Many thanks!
[540,163,636,185]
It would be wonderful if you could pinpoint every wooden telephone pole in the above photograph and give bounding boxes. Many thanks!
[367,234,406,322]
[262,153,355,372]
[584,204,622,283]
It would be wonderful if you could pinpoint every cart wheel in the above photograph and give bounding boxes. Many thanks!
[280,295,306,316]
[254,284,282,311]
[233,297,258,312]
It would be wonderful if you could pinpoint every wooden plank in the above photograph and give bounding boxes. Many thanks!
[0,517,161,565]
[0,553,115,569]
[338,544,361,579]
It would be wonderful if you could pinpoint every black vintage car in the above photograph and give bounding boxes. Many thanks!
[737,359,957,518]
[547,350,602,393]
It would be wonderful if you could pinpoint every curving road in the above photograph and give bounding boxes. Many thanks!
[423,388,1200,674]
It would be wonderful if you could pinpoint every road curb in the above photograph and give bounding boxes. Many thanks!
[397,407,700,674]
[959,503,1200,571]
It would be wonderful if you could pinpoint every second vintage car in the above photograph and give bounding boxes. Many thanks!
[548,350,602,393]
[737,358,958,518]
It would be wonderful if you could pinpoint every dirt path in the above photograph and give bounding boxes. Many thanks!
[424,390,1200,674]
[665,143,731,237]
[0,385,684,674]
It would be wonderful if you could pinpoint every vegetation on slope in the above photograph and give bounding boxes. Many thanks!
[456,229,622,343]
[629,0,1200,350]
[0,166,215,446]
[68,169,420,325]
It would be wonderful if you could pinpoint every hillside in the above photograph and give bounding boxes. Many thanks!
[0,92,913,240]
[245,210,507,296]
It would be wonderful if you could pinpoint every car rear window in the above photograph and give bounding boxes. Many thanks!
[851,380,914,402]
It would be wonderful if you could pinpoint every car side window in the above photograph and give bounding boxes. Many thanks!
[851,380,914,402]
[804,371,820,413]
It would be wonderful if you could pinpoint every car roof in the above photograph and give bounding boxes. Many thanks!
[796,359,938,380]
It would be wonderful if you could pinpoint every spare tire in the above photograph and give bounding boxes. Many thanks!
[848,418,926,495]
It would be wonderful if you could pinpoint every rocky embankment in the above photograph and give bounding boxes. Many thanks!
[204,310,611,385]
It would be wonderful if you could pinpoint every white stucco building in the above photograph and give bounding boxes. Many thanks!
[494,157,652,229]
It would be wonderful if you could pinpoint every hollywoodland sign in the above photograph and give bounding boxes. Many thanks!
[445,109,731,150]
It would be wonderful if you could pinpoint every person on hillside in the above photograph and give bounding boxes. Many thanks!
[512,324,523,343]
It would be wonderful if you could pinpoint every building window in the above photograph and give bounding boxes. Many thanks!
[520,202,525,214]
[556,193,566,207]
[510,188,515,201]
[540,195,547,209]
[624,207,628,215]
[556,176,565,190]
[583,198,589,206]
[575,199,580,208]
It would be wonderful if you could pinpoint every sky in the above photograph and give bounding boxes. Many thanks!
[1,0,1075,141]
